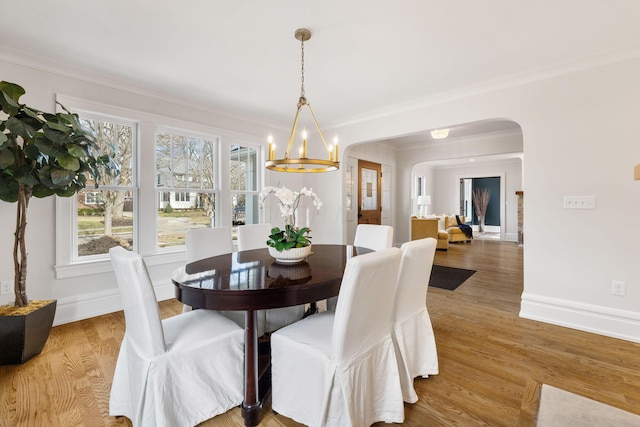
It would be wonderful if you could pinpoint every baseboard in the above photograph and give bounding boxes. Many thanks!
[53,280,176,326]
[520,292,640,344]
[504,232,517,242]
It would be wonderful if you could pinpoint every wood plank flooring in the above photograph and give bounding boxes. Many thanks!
[2,240,640,426]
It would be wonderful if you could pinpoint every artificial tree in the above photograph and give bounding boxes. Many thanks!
[0,81,118,308]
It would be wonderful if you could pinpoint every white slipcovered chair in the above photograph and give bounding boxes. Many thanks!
[271,247,405,427]
[327,223,395,311]
[353,223,394,250]
[236,223,273,252]
[108,246,244,427]
[237,223,305,332]
[186,226,266,336]
[182,227,233,313]
[185,226,233,264]
[392,237,439,403]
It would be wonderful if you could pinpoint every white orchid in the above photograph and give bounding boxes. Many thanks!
[259,186,322,226]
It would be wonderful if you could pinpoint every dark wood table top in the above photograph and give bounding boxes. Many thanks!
[171,244,372,311]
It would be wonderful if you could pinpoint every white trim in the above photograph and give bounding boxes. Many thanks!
[55,250,185,279]
[520,293,640,344]
[53,279,176,326]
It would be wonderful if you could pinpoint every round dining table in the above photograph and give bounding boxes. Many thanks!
[171,244,372,427]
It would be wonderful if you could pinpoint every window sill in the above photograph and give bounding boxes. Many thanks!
[55,250,186,279]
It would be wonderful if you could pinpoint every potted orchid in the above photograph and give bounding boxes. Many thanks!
[259,186,322,262]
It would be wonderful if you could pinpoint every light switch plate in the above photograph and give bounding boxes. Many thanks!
[563,195,596,209]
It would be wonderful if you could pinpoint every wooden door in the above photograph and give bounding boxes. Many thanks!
[358,160,382,224]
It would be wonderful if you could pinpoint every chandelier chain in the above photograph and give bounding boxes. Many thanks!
[300,36,305,99]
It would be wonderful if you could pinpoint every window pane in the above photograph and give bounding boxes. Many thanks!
[81,119,134,187]
[361,167,378,210]
[238,194,260,225]
[156,131,216,190]
[157,192,216,248]
[77,190,134,256]
[230,145,257,191]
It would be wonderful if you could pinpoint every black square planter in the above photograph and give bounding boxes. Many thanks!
[0,300,57,365]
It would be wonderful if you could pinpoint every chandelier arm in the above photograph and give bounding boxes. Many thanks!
[285,105,304,159]
[306,104,331,151]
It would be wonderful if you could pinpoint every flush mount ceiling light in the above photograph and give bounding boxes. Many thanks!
[430,128,450,139]
[265,28,339,173]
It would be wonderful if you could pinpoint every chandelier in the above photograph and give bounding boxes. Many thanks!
[265,28,339,173]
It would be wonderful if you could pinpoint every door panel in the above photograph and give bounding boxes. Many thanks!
[358,160,382,224]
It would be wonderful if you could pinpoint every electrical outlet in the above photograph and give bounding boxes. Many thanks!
[0,280,11,296]
[612,281,626,296]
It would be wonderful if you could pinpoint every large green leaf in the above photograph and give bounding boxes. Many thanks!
[0,132,7,145]
[0,176,19,202]
[45,120,71,133]
[14,165,39,186]
[0,82,24,115]
[5,116,37,139]
[50,167,75,187]
[23,143,41,161]
[33,135,65,158]
[0,81,25,102]
[55,184,80,197]
[0,149,14,169]
[66,143,87,158]
[58,155,80,171]
[31,184,56,198]
[22,106,42,121]
[43,124,69,143]
[37,165,55,188]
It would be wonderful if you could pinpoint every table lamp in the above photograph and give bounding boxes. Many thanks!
[417,195,431,218]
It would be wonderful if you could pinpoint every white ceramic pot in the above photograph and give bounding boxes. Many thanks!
[268,245,312,264]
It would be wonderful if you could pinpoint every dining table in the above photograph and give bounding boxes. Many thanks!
[171,244,372,427]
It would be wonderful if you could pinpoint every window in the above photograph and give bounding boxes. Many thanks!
[54,95,264,278]
[83,192,102,205]
[76,114,137,260]
[155,128,218,249]
[229,144,259,233]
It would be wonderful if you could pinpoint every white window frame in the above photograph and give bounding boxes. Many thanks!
[229,143,261,229]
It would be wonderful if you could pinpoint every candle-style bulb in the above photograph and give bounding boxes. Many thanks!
[301,128,307,158]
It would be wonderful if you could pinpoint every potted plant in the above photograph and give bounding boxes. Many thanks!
[259,186,322,263]
[0,81,118,364]
[266,225,312,263]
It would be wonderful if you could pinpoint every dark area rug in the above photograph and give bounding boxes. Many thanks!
[429,265,476,290]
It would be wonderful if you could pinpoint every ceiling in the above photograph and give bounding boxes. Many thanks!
[2,1,640,144]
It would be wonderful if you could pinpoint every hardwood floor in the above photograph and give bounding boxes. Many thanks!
[2,240,640,426]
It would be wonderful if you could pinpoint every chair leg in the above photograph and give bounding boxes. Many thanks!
[303,302,318,318]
